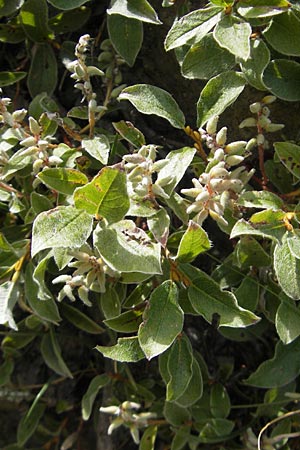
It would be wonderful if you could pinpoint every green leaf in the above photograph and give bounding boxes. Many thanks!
[0,21,26,43]
[113,120,146,148]
[119,84,185,129]
[104,309,142,333]
[171,426,191,450]
[264,10,300,56]
[0,71,26,87]
[164,7,222,51]
[60,303,105,334]
[234,237,271,270]
[108,15,143,67]
[107,0,161,25]
[175,358,203,407]
[47,0,90,9]
[31,206,93,257]
[38,168,88,195]
[214,15,251,60]
[96,336,145,362]
[48,6,91,34]
[287,229,300,259]
[182,264,260,327]
[274,233,300,300]
[0,358,14,386]
[246,337,300,387]
[197,71,246,127]
[40,327,73,378]
[237,2,289,19]
[237,190,284,209]
[263,59,300,101]
[81,374,110,421]
[73,167,129,222]
[240,38,270,90]
[274,141,300,179]
[198,418,234,441]
[276,294,300,344]
[138,281,184,360]
[0,281,19,330]
[0,0,24,17]
[20,0,53,42]
[17,400,46,446]
[147,208,170,247]
[82,136,110,165]
[99,286,121,319]
[31,192,53,214]
[181,33,235,80]
[210,383,231,418]
[156,147,196,195]
[139,426,157,450]
[230,209,287,242]
[164,401,191,427]
[25,262,61,324]
[94,220,162,275]
[166,335,193,401]
[27,43,57,97]
[176,220,211,263]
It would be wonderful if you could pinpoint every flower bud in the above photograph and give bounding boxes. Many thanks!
[262,95,276,104]
[214,148,225,161]
[265,123,285,132]
[225,141,247,154]
[195,190,210,203]
[249,102,261,114]
[123,154,145,164]
[261,106,270,117]
[29,117,41,136]
[88,99,98,112]
[239,117,257,128]
[20,136,37,147]
[216,127,227,146]
[246,137,257,151]
[12,108,27,123]
[256,133,265,145]
[226,155,244,166]
[206,115,219,135]
[33,159,44,174]
[48,155,63,165]
[156,174,173,187]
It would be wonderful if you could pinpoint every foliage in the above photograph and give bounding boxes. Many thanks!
[1,0,300,449]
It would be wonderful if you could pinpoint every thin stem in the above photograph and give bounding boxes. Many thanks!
[258,409,300,450]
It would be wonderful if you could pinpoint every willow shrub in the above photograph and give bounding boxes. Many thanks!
[1,1,300,449]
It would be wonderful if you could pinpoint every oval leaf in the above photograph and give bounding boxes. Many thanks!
[108,14,143,67]
[263,59,300,101]
[182,33,235,80]
[164,7,222,51]
[166,335,193,401]
[246,337,300,388]
[82,136,110,165]
[176,220,211,263]
[20,0,53,42]
[240,38,270,90]
[214,15,251,60]
[96,336,145,362]
[73,167,129,222]
[93,220,162,275]
[276,294,300,344]
[107,0,161,25]
[182,264,260,327]
[47,0,90,9]
[274,233,300,300]
[264,10,300,56]
[38,168,88,195]
[119,84,185,129]
[0,71,26,87]
[31,205,93,257]
[27,43,57,97]
[274,141,300,179]
[197,71,246,127]
[138,281,184,360]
